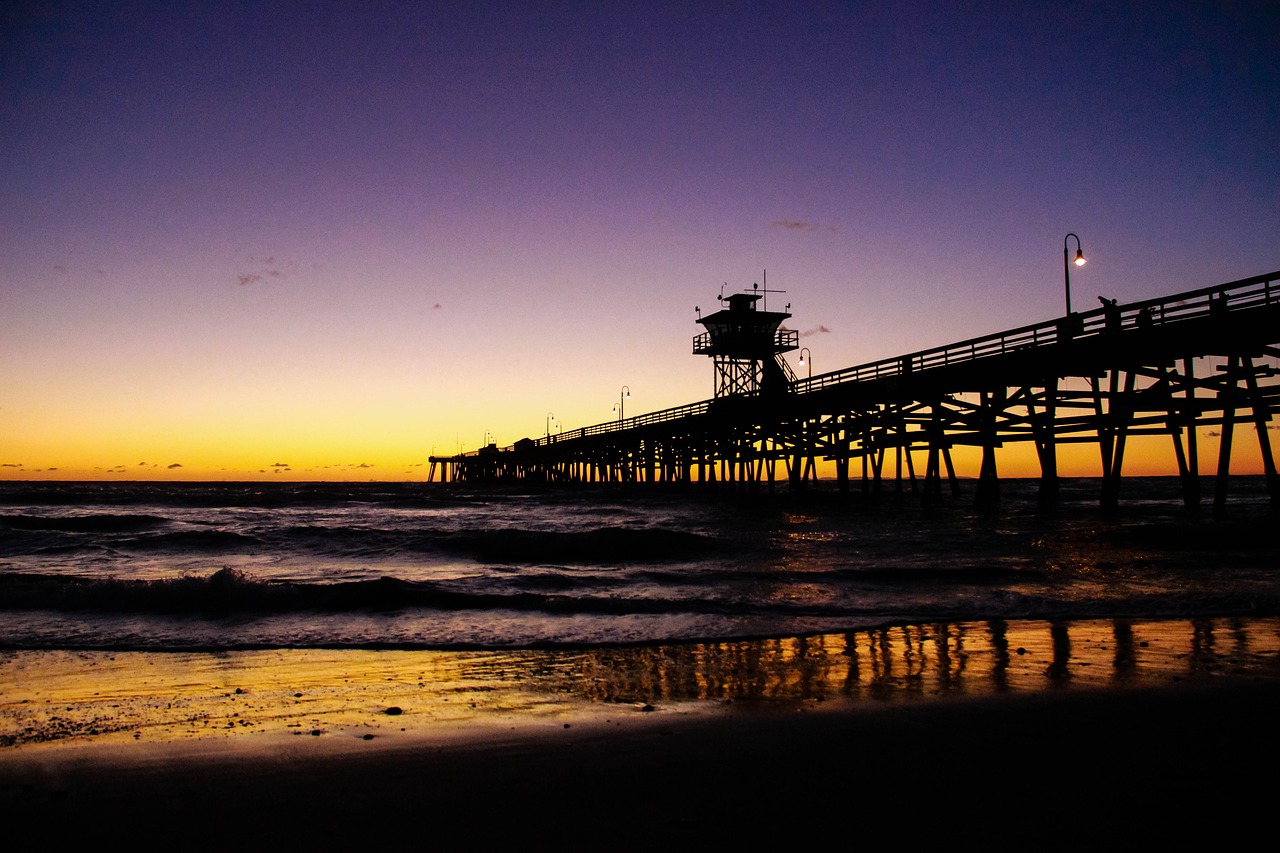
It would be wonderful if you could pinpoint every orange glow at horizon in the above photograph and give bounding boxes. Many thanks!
[4,346,1277,482]
[4,422,1273,482]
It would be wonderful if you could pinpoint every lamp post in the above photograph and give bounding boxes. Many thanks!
[613,385,631,422]
[1063,233,1086,315]
[546,412,555,439]
[798,347,812,379]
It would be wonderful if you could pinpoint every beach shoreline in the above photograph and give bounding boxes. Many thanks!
[4,616,1279,845]
[4,679,1279,846]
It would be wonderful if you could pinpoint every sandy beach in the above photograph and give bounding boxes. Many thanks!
[4,616,1279,846]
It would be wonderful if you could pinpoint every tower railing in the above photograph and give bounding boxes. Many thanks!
[692,328,799,355]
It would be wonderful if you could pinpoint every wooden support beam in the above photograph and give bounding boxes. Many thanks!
[1101,370,1137,510]
[1214,355,1239,516]
[1164,360,1199,510]
[1094,374,1115,508]
[1242,355,1280,506]
[1035,380,1059,509]
[974,390,1000,508]
[943,446,960,497]
[1184,357,1201,494]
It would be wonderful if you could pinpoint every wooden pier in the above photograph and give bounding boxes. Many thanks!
[429,270,1280,512]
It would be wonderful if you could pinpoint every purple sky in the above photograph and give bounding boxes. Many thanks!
[3,1,1278,478]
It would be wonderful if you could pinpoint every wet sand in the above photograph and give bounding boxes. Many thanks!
[4,617,1280,846]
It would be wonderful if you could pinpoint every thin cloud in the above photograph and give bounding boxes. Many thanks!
[801,325,832,337]
[239,254,291,286]
[772,219,839,235]
[271,462,290,468]
[1,463,21,467]
[167,463,182,469]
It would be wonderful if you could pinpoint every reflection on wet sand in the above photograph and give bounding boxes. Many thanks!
[2,616,1278,748]
[571,615,1280,703]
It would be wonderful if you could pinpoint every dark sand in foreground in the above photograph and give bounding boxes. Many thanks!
[4,618,1280,847]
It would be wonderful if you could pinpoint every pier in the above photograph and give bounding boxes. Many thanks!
[429,270,1280,512]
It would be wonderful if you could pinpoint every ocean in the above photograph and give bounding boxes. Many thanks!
[2,477,1277,652]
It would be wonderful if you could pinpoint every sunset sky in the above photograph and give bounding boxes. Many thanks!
[3,1,1278,480]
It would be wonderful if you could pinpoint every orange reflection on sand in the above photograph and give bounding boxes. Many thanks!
[2,616,1278,749]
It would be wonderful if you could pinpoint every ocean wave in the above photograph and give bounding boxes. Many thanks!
[0,513,169,533]
[0,569,628,615]
[0,481,501,511]
[117,529,261,552]
[440,526,714,563]
[0,568,853,620]
[628,564,1042,586]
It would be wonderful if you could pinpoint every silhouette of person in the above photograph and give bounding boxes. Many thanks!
[1210,288,1228,317]
[1136,306,1153,330]
[1098,296,1121,333]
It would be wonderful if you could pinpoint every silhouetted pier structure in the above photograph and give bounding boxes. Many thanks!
[429,270,1280,512]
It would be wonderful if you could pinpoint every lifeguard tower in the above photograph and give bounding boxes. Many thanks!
[693,283,798,397]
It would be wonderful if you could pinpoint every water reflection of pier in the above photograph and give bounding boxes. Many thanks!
[558,617,1280,705]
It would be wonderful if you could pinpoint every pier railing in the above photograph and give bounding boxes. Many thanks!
[466,269,1279,455]
[797,269,1279,392]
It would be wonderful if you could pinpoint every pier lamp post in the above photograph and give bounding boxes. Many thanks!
[1063,233,1086,315]
[546,412,556,439]
[613,386,630,421]
[798,347,812,379]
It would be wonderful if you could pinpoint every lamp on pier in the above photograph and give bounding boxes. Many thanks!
[798,347,812,379]
[1063,233,1086,315]
[546,412,556,439]
[609,384,629,417]
[613,386,631,421]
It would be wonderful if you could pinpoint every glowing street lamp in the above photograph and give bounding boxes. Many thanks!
[1063,233,1086,315]
[613,385,631,421]
[798,347,812,379]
